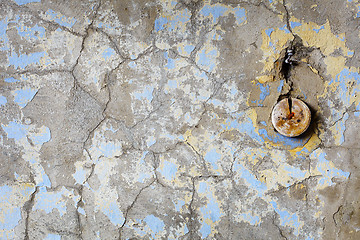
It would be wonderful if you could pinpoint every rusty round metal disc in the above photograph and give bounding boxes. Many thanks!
[271,98,311,137]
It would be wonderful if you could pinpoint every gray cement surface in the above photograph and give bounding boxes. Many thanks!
[1,0,360,239]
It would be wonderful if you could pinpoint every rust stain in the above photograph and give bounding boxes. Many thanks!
[272,98,311,137]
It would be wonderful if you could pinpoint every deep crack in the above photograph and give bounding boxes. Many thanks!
[24,186,38,240]
[118,179,156,240]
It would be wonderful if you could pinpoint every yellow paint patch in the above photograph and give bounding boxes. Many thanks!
[289,133,322,158]
[324,56,346,79]
[292,19,349,56]
[260,27,293,74]
[256,75,274,83]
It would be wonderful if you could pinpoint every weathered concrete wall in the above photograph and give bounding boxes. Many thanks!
[1,0,360,239]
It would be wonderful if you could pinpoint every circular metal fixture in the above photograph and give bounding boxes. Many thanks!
[271,98,311,137]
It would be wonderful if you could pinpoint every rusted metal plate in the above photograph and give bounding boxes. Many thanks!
[271,98,311,137]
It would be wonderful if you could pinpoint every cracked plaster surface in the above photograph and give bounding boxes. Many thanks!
[1,0,360,239]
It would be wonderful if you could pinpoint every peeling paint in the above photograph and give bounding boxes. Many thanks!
[1,0,359,239]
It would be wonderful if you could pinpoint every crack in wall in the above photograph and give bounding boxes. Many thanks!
[71,0,102,89]
[23,185,38,240]
[1,0,358,238]
[272,215,288,240]
[4,1,84,37]
[118,179,156,240]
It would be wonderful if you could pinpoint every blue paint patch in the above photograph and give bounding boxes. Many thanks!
[2,121,29,141]
[209,99,223,107]
[184,224,189,234]
[184,45,195,54]
[155,9,190,33]
[93,76,98,84]
[0,185,35,232]
[0,208,20,233]
[251,82,270,106]
[78,207,85,215]
[200,196,222,222]
[45,9,77,28]
[240,212,260,225]
[258,128,310,149]
[265,28,274,37]
[106,126,120,133]
[0,188,22,231]
[12,87,38,108]
[313,25,324,33]
[230,86,238,96]
[197,48,218,72]
[234,7,246,24]
[283,165,307,182]
[164,51,175,69]
[200,5,228,23]
[270,201,302,236]
[233,161,267,196]
[133,85,154,102]
[337,35,345,41]
[197,71,209,81]
[98,141,121,158]
[257,82,270,105]
[198,181,207,193]
[347,51,354,56]
[73,167,87,184]
[4,77,20,83]
[102,202,125,226]
[277,80,284,92]
[146,136,156,147]
[173,200,185,212]
[144,215,165,238]
[0,95,7,106]
[355,103,360,117]
[154,17,168,32]
[102,48,116,60]
[200,223,211,238]
[0,18,10,51]
[198,181,223,238]
[290,21,302,29]
[96,22,115,30]
[159,160,178,180]
[167,79,177,88]
[168,9,191,31]
[139,151,148,165]
[279,25,291,34]
[44,234,61,240]
[204,149,221,170]
[34,187,68,216]
[37,169,51,187]
[8,51,46,69]
[30,127,51,145]
[136,172,149,183]
[16,23,45,41]
[311,151,350,187]
[221,115,264,144]
[260,121,267,126]
[128,61,136,68]
[300,89,307,99]
[13,0,40,5]
[330,68,360,104]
